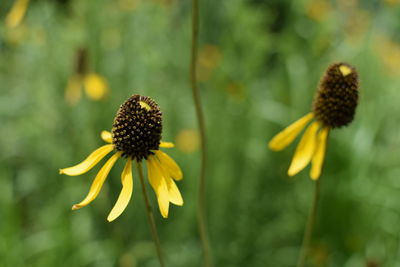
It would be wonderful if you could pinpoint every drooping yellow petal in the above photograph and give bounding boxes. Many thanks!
[65,75,82,106]
[83,73,108,101]
[288,121,320,176]
[147,156,170,218]
[5,0,29,29]
[159,142,174,148]
[268,113,314,151]
[310,127,329,180]
[72,152,122,210]
[101,130,112,143]
[155,150,183,181]
[155,159,183,206]
[107,159,133,222]
[60,144,114,176]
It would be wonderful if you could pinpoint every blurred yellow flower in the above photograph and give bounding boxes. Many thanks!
[375,34,400,76]
[176,129,200,153]
[60,95,183,221]
[5,0,29,29]
[197,44,222,81]
[65,48,108,105]
[306,0,332,21]
[385,0,400,5]
[269,63,359,180]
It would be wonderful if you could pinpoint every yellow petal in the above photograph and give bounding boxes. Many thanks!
[83,73,108,101]
[155,150,183,181]
[159,142,174,148]
[5,0,29,29]
[339,65,352,77]
[107,160,133,222]
[60,144,114,176]
[155,159,183,206]
[288,121,320,176]
[268,113,314,151]
[101,130,112,143]
[147,156,170,218]
[64,75,82,106]
[72,152,122,210]
[310,127,329,180]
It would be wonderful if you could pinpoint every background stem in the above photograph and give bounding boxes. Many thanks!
[190,0,212,266]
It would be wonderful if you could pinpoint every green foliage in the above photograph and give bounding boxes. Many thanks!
[1,0,400,266]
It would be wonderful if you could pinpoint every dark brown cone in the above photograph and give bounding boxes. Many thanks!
[312,62,359,128]
[112,95,162,161]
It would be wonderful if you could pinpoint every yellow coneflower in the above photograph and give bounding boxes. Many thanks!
[65,48,108,105]
[269,62,359,180]
[60,94,183,222]
[5,0,29,29]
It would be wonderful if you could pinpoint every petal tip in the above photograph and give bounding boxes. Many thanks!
[71,205,81,210]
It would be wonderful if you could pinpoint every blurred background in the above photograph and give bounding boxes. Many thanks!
[1,0,400,266]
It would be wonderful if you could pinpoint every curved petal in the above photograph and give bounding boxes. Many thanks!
[310,127,329,180]
[159,142,174,148]
[155,150,183,181]
[60,144,114,176]
[107,160,133,222]
[64,75,82,106]
[83,73,108,100]
[5,0,29,28]
[101,131,112,143]
[268,113,314,151]
[72,152,122,210]
[147,156,170,218]
[288,121,320,176]
[155,160,183,206]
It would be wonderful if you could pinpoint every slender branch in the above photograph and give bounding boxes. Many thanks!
[136,161,166,267]
[296,178,321,267]
[190,0,212,266]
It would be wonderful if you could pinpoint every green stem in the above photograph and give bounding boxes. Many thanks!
[296,178,321,267]
[136,161,166,267]
[190,0,212,266]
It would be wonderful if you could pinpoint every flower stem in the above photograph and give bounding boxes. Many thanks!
[190,0,212,266]
[296,178,321,267]
[136,161,166,267]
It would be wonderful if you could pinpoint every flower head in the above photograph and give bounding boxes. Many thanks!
[269,62,359,180]
[60,95,183,221]
[65,48,108,105]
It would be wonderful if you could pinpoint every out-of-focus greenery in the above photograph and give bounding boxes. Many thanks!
[1,0,400,266]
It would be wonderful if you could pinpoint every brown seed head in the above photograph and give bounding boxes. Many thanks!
[112,95,162,161]
[312,62,359,128]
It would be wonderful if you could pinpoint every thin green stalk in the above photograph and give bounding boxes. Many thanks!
[296,178,321,267]
[136,161,166,267]
[190,0,212,266]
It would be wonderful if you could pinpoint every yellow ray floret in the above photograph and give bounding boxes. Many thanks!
[288,121,320,176]
[59,144,114,176]
[64,75,82,106]
[339,65,352,77]
[101,130,113,143]
[147,156,170,218]
[157,160,183,206]
[269,113,314,151]
[5,0,29,28]
[107,159,133,222]
[83,73,108,101]
[155,150,183,181]
[159,141,174,148]
[72,152,122,210]
[310,127,329,180]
